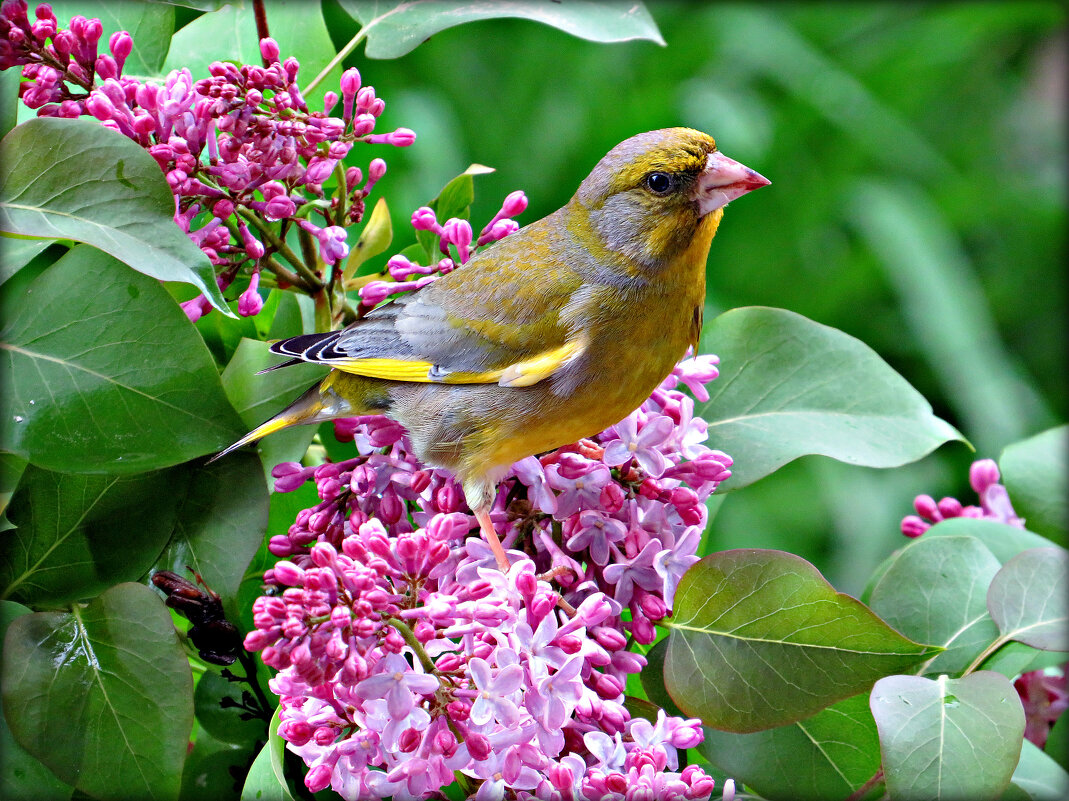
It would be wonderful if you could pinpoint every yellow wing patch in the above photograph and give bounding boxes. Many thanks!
[325,339,586,387]
[496,339,585,387]
[331,357,435,382]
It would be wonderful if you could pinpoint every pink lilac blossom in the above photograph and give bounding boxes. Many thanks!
[248,355,731,799]
[1,2,415,320]
[900,458,1026,538]
[358,193,528,311]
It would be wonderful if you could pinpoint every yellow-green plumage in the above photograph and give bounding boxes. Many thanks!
[218,128,768,537]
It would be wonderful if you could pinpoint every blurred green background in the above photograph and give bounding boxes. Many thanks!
[232,2,1067,594]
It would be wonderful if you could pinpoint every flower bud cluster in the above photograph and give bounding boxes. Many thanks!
[358,190,528,309]
[900,458,1025,538]
[252,356,730,798]
[1,3,415,321]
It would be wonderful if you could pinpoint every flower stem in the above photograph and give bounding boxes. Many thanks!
[962,634,1010,677]
[252,0,271,66]
[386,616,437,675]
[844,768,883,801]
[304,25,370,96]
[239,210,323,290]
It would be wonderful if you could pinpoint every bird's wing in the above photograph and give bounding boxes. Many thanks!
[270,228,588,387]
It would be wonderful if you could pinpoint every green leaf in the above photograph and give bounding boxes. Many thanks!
[194,670,267,747]
[868,535,1002,676]
[431,163,495,222]
[220,338,327,477]
[639,638,684,718]
[241,740,295,801]
[870,672,1025,801]
[155,451,269,612]
[0,463,188,605]
[0,237,50,286]
[979,640,1069,681]
[1005,739,1069,801]
[988,546,1069,651]
[0,69,20,140]
[924,518,1057,565]
[1045,710,1069,774]
[179,728,246,801]
[48,1,175,75]
[664,549,940,732]
[162,1,341,105]
[699,307,964,490]
[1,583,194,801]
[338,0,665,59]
[0,245,246,472]
[700,693,882,801]
[343,196,394,280]
[1,600,74,801]
[1000,426,1067,545]
[0,118,229,314]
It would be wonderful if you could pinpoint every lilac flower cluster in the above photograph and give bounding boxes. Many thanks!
[250,357,731,799]
[1,1,415,321]
[357,190,530,310]
[900,458,1025,538]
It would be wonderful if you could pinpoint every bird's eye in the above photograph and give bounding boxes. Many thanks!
[645,171,674,195]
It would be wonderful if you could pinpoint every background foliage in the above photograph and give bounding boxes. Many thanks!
[0,1,1065,800]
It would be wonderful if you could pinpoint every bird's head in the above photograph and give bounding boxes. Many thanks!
[574,128,769,270]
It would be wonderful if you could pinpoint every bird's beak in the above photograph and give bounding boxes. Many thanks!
[694,151,770,216]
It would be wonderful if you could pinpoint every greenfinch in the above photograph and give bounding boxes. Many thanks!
[218,128,768,569]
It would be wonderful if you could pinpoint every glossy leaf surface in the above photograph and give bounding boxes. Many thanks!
[665,549,939,732]
[700,307,964,490]
[1,583,193,801]
[700,692,882,801]
[0,463,186,604]
[871,672,1025,801]
[868,534,1002,676]
[0,119,227,313]
[0,246,246,472]
[1000,426,1067,545]
[988,546,1069,652]
[338,0,664,59]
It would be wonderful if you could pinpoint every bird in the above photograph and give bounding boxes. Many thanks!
[215,128,769,571]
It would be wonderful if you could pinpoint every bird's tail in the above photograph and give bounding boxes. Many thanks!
[209,373,384,462]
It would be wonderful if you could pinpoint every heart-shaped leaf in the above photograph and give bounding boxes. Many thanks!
[699,307,964,490]
[0,118,228,314]
[337,0,665,60]
[1,583,194,801]
[47,1,174,75]
[870,672,1025,801]
[868,535,1003,676]
[988,546,1069,651]
[1000,426,1067,546]
[700,693,882,801]
[0,600,74,801]
[0,463,188,605]
[665,549,940,732]
[155,450,269,613]
[0,245,246,472]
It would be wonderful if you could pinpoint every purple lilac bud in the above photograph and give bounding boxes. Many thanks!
[238,271,264,317]
[901,458,1026,537]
